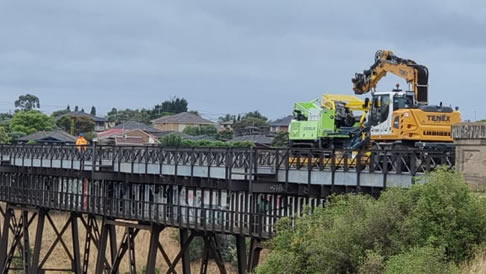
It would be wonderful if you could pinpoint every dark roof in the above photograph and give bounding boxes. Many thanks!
[17,130,77,143]
[61,111,105,122]
[231,135,274,145]
[113,121,161,133]
[270,115,293,127]
[152,112,214,125]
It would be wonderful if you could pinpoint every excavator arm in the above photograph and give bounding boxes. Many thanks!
[352,50,429,104]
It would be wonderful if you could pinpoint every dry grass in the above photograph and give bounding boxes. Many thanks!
[0,206,239,273]
[460,251,486,274]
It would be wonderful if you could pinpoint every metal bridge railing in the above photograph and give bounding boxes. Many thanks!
[0,174,292,238]
[0,144,455,175]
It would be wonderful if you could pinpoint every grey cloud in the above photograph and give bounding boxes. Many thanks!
[0,0,485,120]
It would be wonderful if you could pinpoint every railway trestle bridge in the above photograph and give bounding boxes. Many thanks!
[0,145,455,274]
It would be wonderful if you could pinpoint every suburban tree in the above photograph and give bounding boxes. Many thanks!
[151,97,188,119]
[242,110,267,121]
[14,94,40,111]
[233,116,270,136]
[216,129,233,141]
[106,108,118,123]
[56,116,95,136]
[74,106,79,112]
[66,105,71,111]
[0,113,12,130]
[272,131,289,147]
[90,106,97,116]
[183,125,218,137]
[219,114,236,122]
[10,110,54,135]
[51,109,70,118]
[106,108,151,125]
[0,127,10,144]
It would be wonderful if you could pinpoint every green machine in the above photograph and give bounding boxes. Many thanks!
[289,94,368,149]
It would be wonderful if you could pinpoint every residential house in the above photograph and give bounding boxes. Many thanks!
[61,111,109,132]
[112,121,162,135]
[97,129,160,146]
[218,120,234,132]
[270,115,293,133]
[151,112,215,132]
[16,130,77,145]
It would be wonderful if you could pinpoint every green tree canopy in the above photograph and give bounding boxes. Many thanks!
[233,117,269,136]
[257,168,486,274]
[272,131,289,147]
[215,129,233,141]
[10,111,54,135]
[243,110,267,121]
[0,127,10,144]
[183,125,218,137]
[56,116,95,136]
[90,106,96,116]
[51,109,70,118]
[219,114,236,122]
[106,108,152,125]
[152,97,188,119]
[0,113,12,130]
[15,94,40,111]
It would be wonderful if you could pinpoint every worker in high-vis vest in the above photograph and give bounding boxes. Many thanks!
[76,133,88,150]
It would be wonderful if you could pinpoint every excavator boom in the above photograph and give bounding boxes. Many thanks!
[352,50,429,104]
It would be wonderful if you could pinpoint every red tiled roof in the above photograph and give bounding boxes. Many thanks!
[97,128,125,139]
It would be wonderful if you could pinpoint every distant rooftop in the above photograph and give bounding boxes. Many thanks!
[113,121,161,133]
[270,115,293,127]
[219,120,234,125]
[17,130,77,143]
[231,134,274,145]
[61,111,105,122]
[152,112,214,125]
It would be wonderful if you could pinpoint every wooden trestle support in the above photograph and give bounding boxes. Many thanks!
[0,203,261,274]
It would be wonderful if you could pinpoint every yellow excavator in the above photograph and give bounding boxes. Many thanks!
[351,50,461,149]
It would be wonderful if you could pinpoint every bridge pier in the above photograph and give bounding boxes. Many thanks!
[179,228,192,274]
[235,235,247,274]
[31,208,46,274]
[248,238,263,273]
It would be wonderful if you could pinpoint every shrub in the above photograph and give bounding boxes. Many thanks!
[159,134,183,147]
[257,167,486,274]
[406,167,486,262]
[384,246,458,274]
[358,250,384,274]
[230,141,255,148]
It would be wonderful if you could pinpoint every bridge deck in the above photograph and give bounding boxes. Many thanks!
[0,145,455,239]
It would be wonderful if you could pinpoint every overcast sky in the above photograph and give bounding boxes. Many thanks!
[1,0,485,121]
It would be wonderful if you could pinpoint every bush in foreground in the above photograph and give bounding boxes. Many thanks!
[257,167,486,274]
